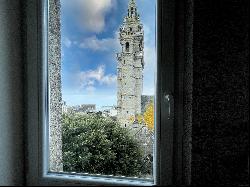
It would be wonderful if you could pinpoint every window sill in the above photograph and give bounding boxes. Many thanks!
[42,172,154,186]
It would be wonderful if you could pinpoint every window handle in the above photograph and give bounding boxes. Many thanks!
[165,94,173,120]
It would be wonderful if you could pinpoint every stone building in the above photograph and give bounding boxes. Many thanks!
[48,0,63,172]
[77,104,96,113]
[117,0,144,127]
[101,106,118,117]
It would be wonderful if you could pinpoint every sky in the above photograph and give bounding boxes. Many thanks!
[61,0,156,109]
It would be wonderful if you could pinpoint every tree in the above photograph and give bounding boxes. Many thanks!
[143,102,154,131]
[128,102,154,131]
[62,113,145,177]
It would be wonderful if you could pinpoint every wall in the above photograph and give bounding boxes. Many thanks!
[192,0,249,185]
[48,0,63,172]
[0,0,24,185]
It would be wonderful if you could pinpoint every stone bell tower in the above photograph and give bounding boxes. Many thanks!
[117,0,144,127]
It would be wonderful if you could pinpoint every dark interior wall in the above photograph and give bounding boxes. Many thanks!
[192,0,249,185]
[0,0,24,185]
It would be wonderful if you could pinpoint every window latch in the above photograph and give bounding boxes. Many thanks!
[165,94,173,120]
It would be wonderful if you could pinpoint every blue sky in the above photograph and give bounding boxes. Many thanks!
[61,0,156,109]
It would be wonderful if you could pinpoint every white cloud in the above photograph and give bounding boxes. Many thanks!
[143,46,156,95]
[63,37,72,48]
[78,65,117,93]
[79,35,120,52]
[86,85,96,93]
[144,47,156,70]
[143,24,156,48]
[64,0,114,33]
[142,22,157,96]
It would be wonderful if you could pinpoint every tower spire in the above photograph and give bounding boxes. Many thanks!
[129,0,136,5]
[127,0,138,18]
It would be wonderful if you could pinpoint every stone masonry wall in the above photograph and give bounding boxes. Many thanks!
[48,0,63,172]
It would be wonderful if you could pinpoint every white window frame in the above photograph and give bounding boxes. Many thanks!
[25,0,178,186]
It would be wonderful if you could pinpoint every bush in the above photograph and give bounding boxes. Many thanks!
[62,113,144,177]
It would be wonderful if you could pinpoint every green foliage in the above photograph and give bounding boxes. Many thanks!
[62,113,145,177]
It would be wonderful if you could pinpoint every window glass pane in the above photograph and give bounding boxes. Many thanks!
[48,0,156,180]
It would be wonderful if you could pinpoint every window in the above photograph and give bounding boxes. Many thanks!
[126,42,130,52]
[56,0,156,180]
[25,0,187,186]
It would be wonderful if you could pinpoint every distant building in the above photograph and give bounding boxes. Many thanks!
[101,106,118,117]
[62,101,68,113]
[78,104,96,113]
[62,103,96,114]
